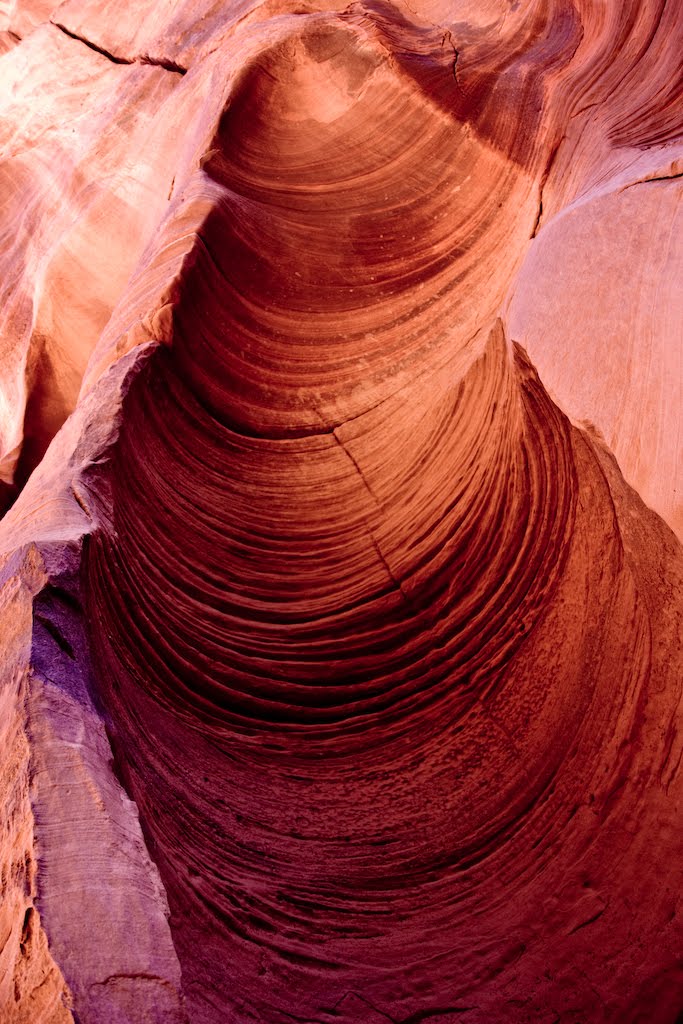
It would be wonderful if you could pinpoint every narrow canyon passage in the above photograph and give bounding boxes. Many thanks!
[0,1,680,1022]
[80,11,681,1023]
[84,315,682,1022]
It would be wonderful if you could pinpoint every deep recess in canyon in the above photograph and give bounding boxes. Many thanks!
[0,0,681,1021]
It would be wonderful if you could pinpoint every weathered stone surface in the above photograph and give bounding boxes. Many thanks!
[0,1,680,1022]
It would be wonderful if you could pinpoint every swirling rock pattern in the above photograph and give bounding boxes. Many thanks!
[0,1,681,1022]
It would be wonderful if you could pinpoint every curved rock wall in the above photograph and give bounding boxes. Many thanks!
[0,1,681,1022]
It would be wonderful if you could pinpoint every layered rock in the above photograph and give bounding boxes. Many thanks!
[0,1,681,1022]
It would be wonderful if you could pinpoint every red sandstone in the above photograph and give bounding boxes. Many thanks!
[0,1,681,1022]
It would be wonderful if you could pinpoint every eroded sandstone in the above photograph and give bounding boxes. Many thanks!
[0,1,680,1022]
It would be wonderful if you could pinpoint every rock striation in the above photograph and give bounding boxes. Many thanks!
[0,1,681,1022]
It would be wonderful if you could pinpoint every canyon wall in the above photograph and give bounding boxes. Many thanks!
[0,1,681,1021]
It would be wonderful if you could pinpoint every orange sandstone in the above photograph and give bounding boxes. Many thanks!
[0,1,680,1022]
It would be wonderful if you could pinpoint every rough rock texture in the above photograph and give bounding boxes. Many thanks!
[0,1,681,1022]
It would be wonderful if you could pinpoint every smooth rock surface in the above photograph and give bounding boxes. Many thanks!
[0,1,680,1022]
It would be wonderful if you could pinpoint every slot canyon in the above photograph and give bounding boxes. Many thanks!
[0,0,680,1022]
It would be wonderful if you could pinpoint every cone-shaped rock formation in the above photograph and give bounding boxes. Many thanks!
[0,1,681,1022]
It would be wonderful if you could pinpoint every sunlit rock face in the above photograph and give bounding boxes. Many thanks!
[0,1,681,1022]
